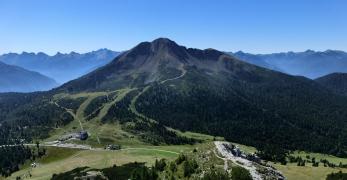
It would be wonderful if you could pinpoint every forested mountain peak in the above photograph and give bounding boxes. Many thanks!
[316,72,347,96]
[58,38,263,92]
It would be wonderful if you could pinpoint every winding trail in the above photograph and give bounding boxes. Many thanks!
[160,64,187,84]
[53,101,84,130]
[130,86,151,119]
[130,64,187,119]
[213,148,229,171]
[0,143,180,156]
[98,89,133,120]
[120,147,179,155]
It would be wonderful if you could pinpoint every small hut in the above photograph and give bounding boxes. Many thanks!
[79,131,88,140]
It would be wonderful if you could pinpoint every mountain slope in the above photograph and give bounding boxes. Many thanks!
[60,38,279,92]
[0,61,58,92]
[231,50,347,79]
[0,49,120,83]
[57,38,347,156]
[316,73,347,96]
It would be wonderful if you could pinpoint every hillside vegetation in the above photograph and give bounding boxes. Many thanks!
[1,38,347,157]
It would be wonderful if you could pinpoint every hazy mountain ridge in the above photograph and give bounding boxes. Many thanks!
[230,50,347,78]
[0,61,58,92]
[0,49,120,84]
[2,47,346,86]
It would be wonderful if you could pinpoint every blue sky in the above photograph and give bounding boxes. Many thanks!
[0,0,346,55]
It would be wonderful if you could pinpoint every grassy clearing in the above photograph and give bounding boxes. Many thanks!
[273,163,347,180]
[236,144,347,180]
[96,88,133,121]
[171,129,257,155]
[46,89,137,145]
[10,144,194,180]
[291,151,347,164]
[171,129,224,142]
[8,147,81,180]
[45,116,82,141]
[47,92,107,141]
[212,141,347,180]
[39,147,81,164]
[12,135,347,180]
[174,142,226,179]
[233,142,257,154]
[272,150,347,180]
[78,121,146,148]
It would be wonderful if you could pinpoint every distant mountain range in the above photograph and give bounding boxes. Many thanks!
[0,61,57,92]
[231,50,347,79]
[0,49,120,84]
[2,48,346,86]
[1,47,347,94]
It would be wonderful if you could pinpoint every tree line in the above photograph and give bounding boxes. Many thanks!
[135,78,347,157]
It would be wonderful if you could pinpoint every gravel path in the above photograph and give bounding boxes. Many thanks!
[160,64,187,84]
[1,142,180,156]
[214,141,262,180]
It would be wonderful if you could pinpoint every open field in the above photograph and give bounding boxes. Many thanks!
[224,141,347,180]
[10,144,196,180]
[210,141,347,180]
[210,140,347,180]
[291,151,347,165]
[273,163,347,180]
[6,138,347,180]
[271,150,347,179]
[233,142,257,154]
[171,129,224,142]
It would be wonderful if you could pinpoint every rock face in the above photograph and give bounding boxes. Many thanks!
[214,141,286,180]
[0,61,57,92]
